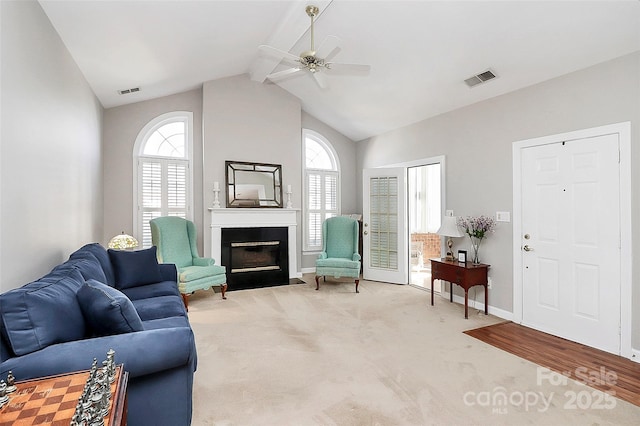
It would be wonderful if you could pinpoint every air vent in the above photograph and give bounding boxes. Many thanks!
[118,87,141,95]
[464,69,497,88]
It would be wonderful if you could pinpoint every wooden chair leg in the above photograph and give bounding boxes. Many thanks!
[355,279,360,293]
[315,275,320,290]
[221,283,228,300]
[181,293,189,311]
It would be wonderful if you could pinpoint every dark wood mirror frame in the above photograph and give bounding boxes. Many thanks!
[225,161,283,208]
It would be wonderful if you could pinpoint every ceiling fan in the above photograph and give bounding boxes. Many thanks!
[259,5,370,89]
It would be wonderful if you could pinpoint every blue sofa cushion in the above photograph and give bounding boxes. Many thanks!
[71,243,116,286]
[120,280,180,301]
[77,279,144,336]
[59,251,108,284]
[142,316,191,330]
[132,295,187,321]
[108,247,163,290]
[0,269,86,356]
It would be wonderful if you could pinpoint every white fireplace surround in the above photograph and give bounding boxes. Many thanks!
[208,208,299,279]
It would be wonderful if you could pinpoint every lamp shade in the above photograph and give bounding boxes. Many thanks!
[108,232,139,250]
[436,216,464,238]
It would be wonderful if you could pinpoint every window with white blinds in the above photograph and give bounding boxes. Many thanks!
[303,130,340,251]
[134,112,193,248]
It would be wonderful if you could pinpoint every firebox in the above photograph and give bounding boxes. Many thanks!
[221,227,289,290]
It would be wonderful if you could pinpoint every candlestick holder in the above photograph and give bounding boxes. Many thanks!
[286,190,293,209]
[213,188,221,208]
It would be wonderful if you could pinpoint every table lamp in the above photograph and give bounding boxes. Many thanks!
[436,216,464,261]
[108,232,139,250]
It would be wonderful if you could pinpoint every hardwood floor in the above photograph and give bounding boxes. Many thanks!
[464,322,640,407]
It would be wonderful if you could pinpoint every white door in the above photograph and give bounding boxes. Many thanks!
[520,134,620,353]
[363,168,408,284]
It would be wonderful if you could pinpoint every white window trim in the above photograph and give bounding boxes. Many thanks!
[132,111,194,241]
[302,129,341,252]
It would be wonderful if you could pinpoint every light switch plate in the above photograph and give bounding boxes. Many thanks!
[445,210,454,217]
[496,211,510,222]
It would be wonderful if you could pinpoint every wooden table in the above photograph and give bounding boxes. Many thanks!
[0,365,128,426]
[430,258,490,319]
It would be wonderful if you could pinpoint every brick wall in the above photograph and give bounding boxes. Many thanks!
[410,233,441,261]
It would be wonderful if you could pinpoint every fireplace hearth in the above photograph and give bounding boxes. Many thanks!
[221,227,289,290]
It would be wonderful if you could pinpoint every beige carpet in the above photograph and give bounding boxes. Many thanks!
[187,275,640,425]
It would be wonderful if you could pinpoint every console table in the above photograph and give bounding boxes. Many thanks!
[430,258,490,319]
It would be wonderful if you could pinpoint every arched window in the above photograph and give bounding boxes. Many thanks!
[303,129,340,251]
[134,112,193,248]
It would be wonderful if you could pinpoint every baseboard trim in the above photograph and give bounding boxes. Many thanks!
[631,349,640,363]
[439,289,513,321]
[301,267,315,274]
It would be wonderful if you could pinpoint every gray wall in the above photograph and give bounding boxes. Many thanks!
[102,89,204,251]
[202,75,302,265]
[101,75,356,274]
[0,1,103,291]
[357,52,640,347]
[301,112,357,269]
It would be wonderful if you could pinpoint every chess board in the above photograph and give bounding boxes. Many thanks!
[0,365,126,426]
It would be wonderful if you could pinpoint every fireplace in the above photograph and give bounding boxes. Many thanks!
[221,227,289,290]
[209,208,299,284]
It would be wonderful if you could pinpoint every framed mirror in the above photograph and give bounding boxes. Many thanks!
[226,161,283,208]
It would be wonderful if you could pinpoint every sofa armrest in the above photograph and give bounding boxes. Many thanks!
[158,263,177,282]
[317,252,327,260]
[0,327,196,381]
[352,253,361,262]
[193,257,215,267]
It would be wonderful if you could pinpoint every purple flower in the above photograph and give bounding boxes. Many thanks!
[456,215,496,240]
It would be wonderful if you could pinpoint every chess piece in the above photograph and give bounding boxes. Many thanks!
[5,371,16,393]
[0,380,9,408]
[106,349,116,383]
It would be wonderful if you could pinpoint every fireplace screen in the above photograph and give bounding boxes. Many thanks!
[230,241,280,273]
[221,226,289,290]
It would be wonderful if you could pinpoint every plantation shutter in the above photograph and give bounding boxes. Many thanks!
[307,172,322,248]
[305,170,339,251]
[167,163,187,214]
[139,158,189,248]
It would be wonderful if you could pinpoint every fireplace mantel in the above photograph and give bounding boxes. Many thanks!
[208,208,300,279]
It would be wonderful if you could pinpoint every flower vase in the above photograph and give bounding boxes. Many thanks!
[470,237,483,264]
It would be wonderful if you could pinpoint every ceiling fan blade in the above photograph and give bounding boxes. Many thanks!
[266,67,304,81]
[312,72,328,89]
[258,45,301,64]
[325,63,371,76]
[315,35,341,61]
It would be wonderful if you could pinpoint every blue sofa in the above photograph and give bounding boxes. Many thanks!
[0,243,196,426]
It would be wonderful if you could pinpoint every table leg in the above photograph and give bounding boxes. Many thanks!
[431,276,435,305]
[484,284,488,315]
[464,290,469,319]
[450,283,453,303]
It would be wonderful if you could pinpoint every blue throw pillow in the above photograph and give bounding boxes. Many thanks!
[76,279,144,336]
[108,246,163,290]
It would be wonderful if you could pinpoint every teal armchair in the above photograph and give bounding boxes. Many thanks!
[150,217,227,309]
[315,216,361,293]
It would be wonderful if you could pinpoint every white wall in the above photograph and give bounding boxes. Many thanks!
[0,0,103,291]
[102,89,204,251]
[357,52,640,347]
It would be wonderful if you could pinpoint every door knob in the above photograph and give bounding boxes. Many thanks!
[523,245,533,252]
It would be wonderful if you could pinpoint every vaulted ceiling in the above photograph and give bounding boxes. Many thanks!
[39,0,640,141]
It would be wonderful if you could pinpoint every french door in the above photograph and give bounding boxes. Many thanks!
[362,168,407,284]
